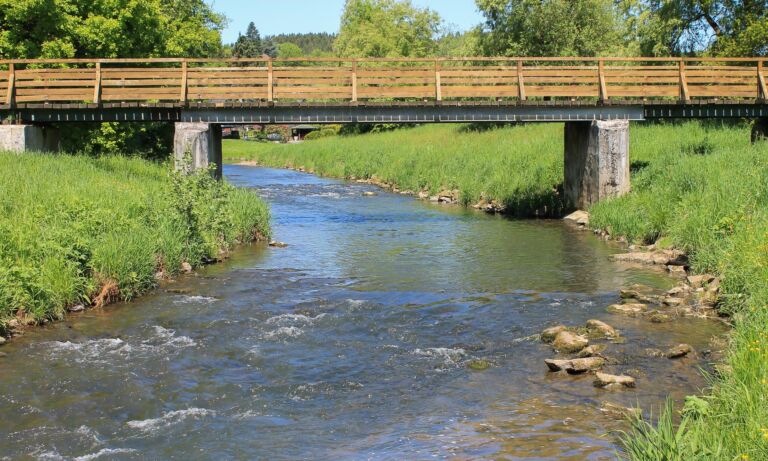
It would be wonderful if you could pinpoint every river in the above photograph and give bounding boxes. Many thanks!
[0,165,725,460]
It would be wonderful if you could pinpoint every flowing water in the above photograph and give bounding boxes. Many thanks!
[0,166,726,460]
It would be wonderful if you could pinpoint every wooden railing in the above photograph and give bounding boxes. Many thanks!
[1,57,766,106]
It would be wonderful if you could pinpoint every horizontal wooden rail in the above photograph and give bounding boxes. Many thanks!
[2,57,766,106]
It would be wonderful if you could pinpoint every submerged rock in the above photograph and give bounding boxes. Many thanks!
[600,402,642,419]
[362,191,378,197]
[666,344,694,359]
[552,331,589,354]
[0,336,6,346]
[545,357,605,374]
[541,325,568,343]
[586,319,617,338]
[577,344,607,358]
[612,250,688,266]
[607,303,648,316]
[269,241,289,248]
[467,359,491,371]
[68,304,85,313]
[181,261,193,273]
[646,311,672,323]
[594,372,636,388]
[662,297,685,307]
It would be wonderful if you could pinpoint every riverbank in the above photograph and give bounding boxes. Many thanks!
[224,122,768,459]
[0,153,270,343]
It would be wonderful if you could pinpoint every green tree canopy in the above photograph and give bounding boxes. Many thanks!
[334,0,442,58]
[0,0,225,59]
[278,42,303,58]
[232,21,263,58]
[475,0,628,57]
[620,0,768,56]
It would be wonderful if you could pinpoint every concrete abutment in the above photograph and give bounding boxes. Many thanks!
[0,125,60,153]
[564,120,630,210]
[173,122,222,179]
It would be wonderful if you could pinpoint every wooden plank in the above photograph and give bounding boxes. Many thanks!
[186,71,269,79]
[180,61,188,104]
[679,60,690,102]
[517,60,526,101]
[100,93,181,101]
[525,86,599,97]
[435,60,441,101]
[102,78,182,86]
[6,63,14,106]
[93,62,102,104]
[608,86,680,97]
[442,86,519,97]
[351,60,357,102]
[15,79,97,87]
[267,60,274,102]
[358,87,434,97]
[759,61,767,100]
[598,59,607,102]
[187,92,267,100]
[274,77,351,85]
[687,86,756,97]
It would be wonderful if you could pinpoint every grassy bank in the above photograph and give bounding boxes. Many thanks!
[0,153,270,334]
[224,122,768,459]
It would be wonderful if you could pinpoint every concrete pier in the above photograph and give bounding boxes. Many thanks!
[0,125,60,152]
[752,118,768,143]
[564,120,630,210]
[173,123,222,179]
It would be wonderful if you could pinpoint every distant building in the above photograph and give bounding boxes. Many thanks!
[291,125,319,141]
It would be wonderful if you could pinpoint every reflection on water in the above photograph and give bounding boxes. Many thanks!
[0,166,724,460]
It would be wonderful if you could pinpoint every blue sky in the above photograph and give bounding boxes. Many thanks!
[214,0,483,43]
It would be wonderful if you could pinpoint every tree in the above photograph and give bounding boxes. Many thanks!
[267,32,336,54]
[232,22,263,58]
[334,0,442,58]
[619,0,768,56]
[475,0,628,57]
[262,38,278,58]
[0,0,225,59]
[278,42,303,58]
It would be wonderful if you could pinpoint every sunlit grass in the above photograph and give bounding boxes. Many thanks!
[0,153,270,329]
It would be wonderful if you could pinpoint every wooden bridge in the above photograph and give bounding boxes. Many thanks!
[1,56,767,124]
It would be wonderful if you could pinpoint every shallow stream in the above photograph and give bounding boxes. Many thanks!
[0,166,725,460]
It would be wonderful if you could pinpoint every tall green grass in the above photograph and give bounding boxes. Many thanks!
[0,153,270,331]
[225,124,566,216]
[225,121,768,459]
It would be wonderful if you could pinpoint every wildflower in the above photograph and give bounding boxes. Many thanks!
[741,454,749,460]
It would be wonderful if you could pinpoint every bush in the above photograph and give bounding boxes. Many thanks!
[304,129,338,140]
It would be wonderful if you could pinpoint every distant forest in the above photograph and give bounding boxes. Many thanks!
[265,32,336,54]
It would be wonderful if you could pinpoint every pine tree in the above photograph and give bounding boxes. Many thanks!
[232,22,263,58]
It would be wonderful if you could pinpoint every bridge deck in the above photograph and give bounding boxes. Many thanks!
[1,57,766,123]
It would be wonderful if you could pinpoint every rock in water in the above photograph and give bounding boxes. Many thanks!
[586,319,617,338]
[541,325,568,343]
[269,241,289,248]
[362,191,377,197]
[687,274,715,289]
[0,336,6,346]
[545,357,605,374]
[577,344,607,358]
[563,210,590,226]
[600,402,642,419]
[666,344,693,359]
[180,261,193,273]
[467,359,491,371]
[552,331,589,354]
[607,303,648,316]
[594,372,636,388]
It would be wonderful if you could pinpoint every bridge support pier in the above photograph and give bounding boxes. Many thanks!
[0,125,60,153]
[752,118,768,143]
[564,120,630,210]
[173,122,222,179]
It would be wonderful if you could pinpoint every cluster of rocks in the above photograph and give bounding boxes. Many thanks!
[541,321,636,390]
[541,315,698,392]
[608,274,722,322]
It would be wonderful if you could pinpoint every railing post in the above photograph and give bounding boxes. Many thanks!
[267,58,274,102]
[180,60,188,105]
[351,59,358,103]
[758,60,767,101]
[679,59,690,103]
[517,60,526,101]
[93,62,102,104]
[434,60,442,102]
[5,63,15,108]
[598,59,608,103]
